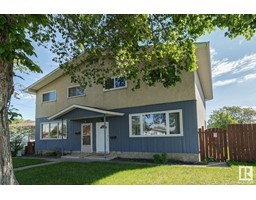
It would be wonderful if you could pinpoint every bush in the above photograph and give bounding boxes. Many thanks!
[44,150,61,157]
[153,153,168,164]
[10,133,25,157]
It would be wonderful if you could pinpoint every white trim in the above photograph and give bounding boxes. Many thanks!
[40,120,67,140]
[42,90,57,103]
[48,104,124,120]
[129,109,183,138]
[67,85,85,98]
[103,76,127,91]
[81,123,93,153]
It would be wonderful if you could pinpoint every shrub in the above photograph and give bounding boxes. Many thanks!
[153,153,168,164]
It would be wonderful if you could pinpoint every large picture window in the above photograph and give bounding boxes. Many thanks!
[42,91,56,102]
[129,110,183,137]
[40,120,67,140]
[104,77,127,90]
[68,86,85,98]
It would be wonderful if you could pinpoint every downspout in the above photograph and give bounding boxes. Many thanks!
[103,114,106,159]
[61,119,64,157]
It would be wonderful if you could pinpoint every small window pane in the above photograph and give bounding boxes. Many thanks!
[41,124,49,139]
[104,78,115,90]
[169,112,180,134]
[83,124,91,145]
[59,121,67,139]
[143,113,166,136]
[50,123,58,138]
[132,116,141,135]
[115,77,126,88]
[68,86,85,97]
[43,91,56,102]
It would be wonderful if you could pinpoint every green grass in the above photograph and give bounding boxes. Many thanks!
[12,157,49,168]
[15,161,256,185]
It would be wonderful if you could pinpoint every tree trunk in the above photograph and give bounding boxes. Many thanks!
[0,17,18,184]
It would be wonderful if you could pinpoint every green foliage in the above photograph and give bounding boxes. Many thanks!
[49,14,256,90]
[10,132,25,157]
[153,153,168,164]
[2,14,256,90]
[208,110,237,130]
[222,106,256,124]
[44,150,61,157]
[203,157,217,164]
[9,119,34,156]
[208,106,256,130]
[8,106,22,123]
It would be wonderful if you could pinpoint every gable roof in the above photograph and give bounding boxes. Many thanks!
[25,42,213,100]
[48,104,124,120]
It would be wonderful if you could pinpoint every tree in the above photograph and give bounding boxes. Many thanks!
[8,106,22,123]
[9,119,35,157]
[208,106,256,129]
[51,15,256,90]
[222,106,256,124]
[208,110,238,130]
[0,14,54,184]
[1,14,256,184]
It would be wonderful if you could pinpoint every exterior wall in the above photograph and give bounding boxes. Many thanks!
[35,71,195,118]
[194,71,206,128]
[35,100,199,158]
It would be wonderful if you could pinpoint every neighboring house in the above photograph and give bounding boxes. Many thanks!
[25,42,213,162]
[9,120,35,156]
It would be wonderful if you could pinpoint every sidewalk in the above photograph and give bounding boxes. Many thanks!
[14,159,61,172]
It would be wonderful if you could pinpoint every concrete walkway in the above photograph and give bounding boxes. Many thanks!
[14,159,61,172]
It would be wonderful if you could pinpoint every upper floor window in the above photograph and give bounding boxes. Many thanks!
[42,91,56,102]
[129,109,183,137]
[104,77,127,90]
[68,86,85,98]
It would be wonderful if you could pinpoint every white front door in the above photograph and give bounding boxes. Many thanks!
[81,123,93,153]
[96,122,109,153]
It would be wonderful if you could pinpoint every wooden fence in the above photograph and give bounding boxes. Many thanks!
[228,124,256,162]
[199,127,228,162]
[199,124,256,162]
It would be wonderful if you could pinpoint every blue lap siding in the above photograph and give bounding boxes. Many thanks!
[35,100,199,154]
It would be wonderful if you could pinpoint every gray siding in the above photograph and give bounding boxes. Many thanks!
[35,100,199,154]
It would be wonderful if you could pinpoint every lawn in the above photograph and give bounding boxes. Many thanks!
[12,157,49,169]
[14,161,256,185]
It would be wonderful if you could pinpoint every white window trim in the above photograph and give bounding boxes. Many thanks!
[40,120,67,140]
[42,90,57,103]
[103,76,127,91]
[129,109,183,138]
[67,85,85,98]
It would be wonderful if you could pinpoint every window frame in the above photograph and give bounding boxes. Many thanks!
[40,120,68,140]
[42,90,57,103]
[103,77,127,91]
[129,109,183,137]
[67,85,85,98]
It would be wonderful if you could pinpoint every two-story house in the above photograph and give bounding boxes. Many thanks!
[25,42,213,162]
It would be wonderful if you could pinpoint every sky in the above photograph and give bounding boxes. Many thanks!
[11,26,256,122]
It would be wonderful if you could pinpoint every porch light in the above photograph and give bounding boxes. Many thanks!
[100,125,107,129]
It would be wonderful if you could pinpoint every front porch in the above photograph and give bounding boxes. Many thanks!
[61,152,117,161]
